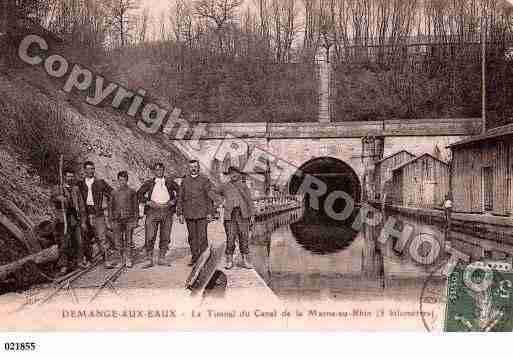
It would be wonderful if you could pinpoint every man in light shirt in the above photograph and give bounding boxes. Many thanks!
[443,193,453,231]
[77,161,113,267]
[137,162,179,268]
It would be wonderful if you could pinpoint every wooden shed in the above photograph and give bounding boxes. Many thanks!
[390,153,450,208]
[374,150,416,200]
[448,124,513,216]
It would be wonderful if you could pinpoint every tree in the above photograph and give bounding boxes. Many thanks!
[46,0,112,50]
[171,0,196,47]
[302,0,318,58]
[193,0,244,52]
[2,0,52,66]
[135,7,150,44]
[107,0,139,47]
[270,0,298,62]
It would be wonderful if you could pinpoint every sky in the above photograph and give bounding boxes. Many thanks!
[141,0,177,15]
[141,0,513,18]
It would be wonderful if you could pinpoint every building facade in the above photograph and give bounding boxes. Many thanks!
[390,153,450,208]
[449,125,513,216]
[374,150,416,201]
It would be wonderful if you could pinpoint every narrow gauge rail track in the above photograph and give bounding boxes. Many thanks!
[13,222,147,311]
[12,256,128,313]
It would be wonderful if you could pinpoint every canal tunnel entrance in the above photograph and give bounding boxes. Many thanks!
[288,157,362,254]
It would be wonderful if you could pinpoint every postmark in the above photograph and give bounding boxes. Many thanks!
[419,263,448,332]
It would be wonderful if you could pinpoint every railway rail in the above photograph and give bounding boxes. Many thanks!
[11,255,129,313]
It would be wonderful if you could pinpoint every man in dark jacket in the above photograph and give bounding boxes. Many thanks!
[77,161,113,266]
[137,162,179,268]
[109,171,139,268]
[50,168,87,274]
[214,166,255,270]
[177,160,215,267]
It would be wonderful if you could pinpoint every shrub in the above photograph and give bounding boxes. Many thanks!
[4,99,81,184]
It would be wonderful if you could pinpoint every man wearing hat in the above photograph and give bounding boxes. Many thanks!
[137,162,179,267]
[215,165,255,270]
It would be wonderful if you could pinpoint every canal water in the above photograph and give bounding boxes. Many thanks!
[253,217,442,303]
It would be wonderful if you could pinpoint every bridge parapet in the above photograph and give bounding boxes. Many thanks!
[170,118,482,140]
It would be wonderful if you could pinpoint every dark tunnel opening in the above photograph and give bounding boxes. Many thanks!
[288,157,362,254]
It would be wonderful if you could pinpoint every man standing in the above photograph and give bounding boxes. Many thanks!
[177,160,215,267]
[77,161,113,267]
[51,168,87,274]
[137,162,179,268]
[109,171,139,268]
[215,166,255,270]
[443,193,453,232]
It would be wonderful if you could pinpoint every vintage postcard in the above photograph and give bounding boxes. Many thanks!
[1,0,513,336]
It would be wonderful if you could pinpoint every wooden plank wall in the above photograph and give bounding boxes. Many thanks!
[375,151,415,198]
[390,171,402,204]
[494,141,509,216]
[397,156,449,208]
[510,143,513,215]
[434,158,450,206]
[452,140,512,215]
[452,146,482,212]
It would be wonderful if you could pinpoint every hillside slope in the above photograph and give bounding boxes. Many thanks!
[0,66,188,223]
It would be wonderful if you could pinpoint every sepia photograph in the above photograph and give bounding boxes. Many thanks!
[0,0,512,340]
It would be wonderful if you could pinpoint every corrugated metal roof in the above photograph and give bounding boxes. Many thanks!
[447,123,513,148]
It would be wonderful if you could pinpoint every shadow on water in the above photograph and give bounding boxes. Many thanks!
[290,218,358,254]
[250,217,434,302]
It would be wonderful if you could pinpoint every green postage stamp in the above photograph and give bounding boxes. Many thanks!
[444,262,513,332]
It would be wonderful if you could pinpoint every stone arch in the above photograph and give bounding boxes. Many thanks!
[289,156,362,224]
[287,157,362,254]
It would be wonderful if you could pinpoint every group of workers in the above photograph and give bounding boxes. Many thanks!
[50,159,255,275]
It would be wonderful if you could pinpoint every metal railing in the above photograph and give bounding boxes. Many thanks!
[253,195,304,216]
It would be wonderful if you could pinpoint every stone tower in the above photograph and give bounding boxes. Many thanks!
[361,136,385,201]
[316,48,332,123]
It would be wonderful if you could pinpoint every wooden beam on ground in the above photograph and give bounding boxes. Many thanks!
[186,242,227,295]
[0,198,35,231]
[0,198,41,253]
[0,245,59,280]
[0,213,39,255]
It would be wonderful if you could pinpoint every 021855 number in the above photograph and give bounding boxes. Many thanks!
[4,342,36,351]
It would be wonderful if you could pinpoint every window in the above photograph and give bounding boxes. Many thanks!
[482,167,494,211]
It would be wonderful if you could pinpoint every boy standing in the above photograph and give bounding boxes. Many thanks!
[108,171,139,268]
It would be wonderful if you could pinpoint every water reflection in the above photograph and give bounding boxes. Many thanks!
[270,223,365,278]
[290,219,358,254]
[257,218,434,302]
